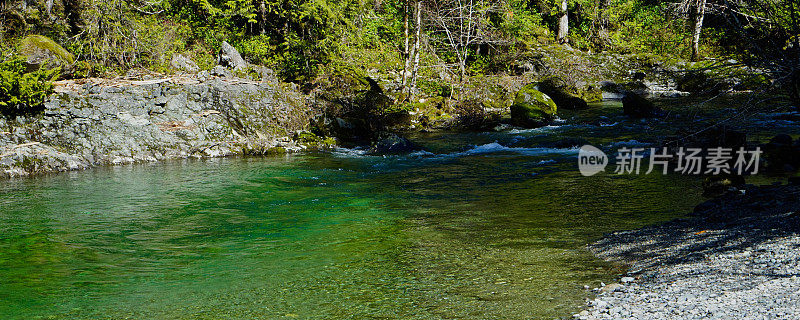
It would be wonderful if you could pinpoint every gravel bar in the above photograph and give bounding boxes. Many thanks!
[575,183,800,320]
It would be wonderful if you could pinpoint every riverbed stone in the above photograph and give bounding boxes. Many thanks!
[510,84,557,128]
[537,77,588,109]
[622,93,663,118]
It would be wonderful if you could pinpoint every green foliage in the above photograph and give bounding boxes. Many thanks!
[0,54,58,118]
[66,0,195,73]
[0,0,787,91]
[501,5,551,47]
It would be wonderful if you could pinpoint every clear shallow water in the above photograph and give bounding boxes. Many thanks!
[1,99,794,319]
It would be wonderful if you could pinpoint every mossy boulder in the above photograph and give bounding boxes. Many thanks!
[603,81,649,95]
[18,35,74,70]
[293,130,336,149]
[582,85,603,103]
[510,85,557,128]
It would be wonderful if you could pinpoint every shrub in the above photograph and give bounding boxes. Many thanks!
[0,55,59,118]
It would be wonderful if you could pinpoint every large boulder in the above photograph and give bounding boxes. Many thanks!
[622,93,663,118]
[537,77,588,109]
[316,73,401,141]
[217,41,247,70]
[762,134,800,172]
[18,35,74,70]
[702,174,746,197]
[171,54,199,73]
[510,84,557,127]
[702,126,747,149]
[676,71,722,94]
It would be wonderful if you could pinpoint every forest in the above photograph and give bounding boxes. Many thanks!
[1,0,798,115]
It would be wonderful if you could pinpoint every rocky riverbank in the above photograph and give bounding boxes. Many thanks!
[0,76,313,178]
[0,43,771,180]
[575,182,800,319]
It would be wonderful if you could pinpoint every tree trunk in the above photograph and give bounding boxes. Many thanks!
[691,0,706,61]
[64,0,81,35]
[0,1,4,43]
[557,0,568,44]
[259,0,266,35]
[401,0,410,91]
[410,0,422,97]
[597,0,610,47]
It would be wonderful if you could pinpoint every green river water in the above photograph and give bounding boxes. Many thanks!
[1,100,795,319]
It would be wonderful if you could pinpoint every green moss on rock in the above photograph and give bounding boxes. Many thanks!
[581,85,604,103]
[510,85,557,128]
[18,35,75,66]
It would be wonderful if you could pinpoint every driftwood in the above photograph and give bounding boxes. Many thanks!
[53,76,203,93]
[52,75,266,93]
[195,110,221,117]
[156,121,195,132]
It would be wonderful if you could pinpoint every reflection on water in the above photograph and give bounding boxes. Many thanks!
[1,99,793,319]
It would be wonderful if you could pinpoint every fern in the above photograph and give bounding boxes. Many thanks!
[0,55,58,118]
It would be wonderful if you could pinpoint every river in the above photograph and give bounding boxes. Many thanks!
[1,98,795,319]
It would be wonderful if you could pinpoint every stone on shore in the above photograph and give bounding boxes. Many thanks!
[171,54,199,73]
[1,77,310,178]
[218,41,247,70]
[18,34,75,70]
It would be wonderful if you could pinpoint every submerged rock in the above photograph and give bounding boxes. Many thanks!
[510,84,557,128]
[622,93,663,118]
[370,132,417,154]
